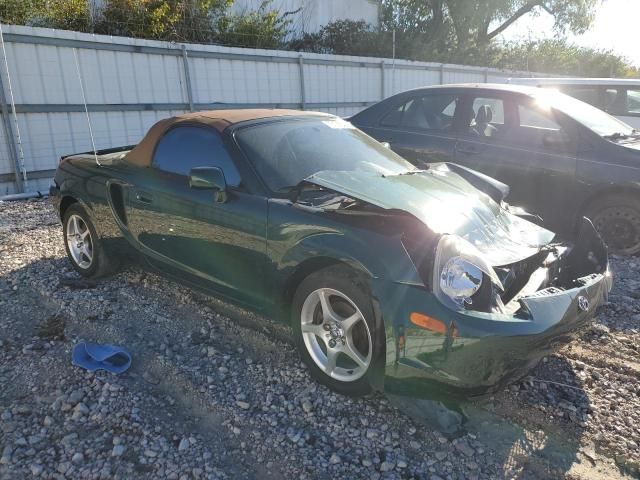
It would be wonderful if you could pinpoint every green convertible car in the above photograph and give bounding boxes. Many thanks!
[50,109,611,397]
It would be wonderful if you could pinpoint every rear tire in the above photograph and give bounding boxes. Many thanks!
[62,204,117,278]
[586,194,640,255]
[291,265,383,396]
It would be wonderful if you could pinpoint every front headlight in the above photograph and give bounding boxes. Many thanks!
[433,235,503,311]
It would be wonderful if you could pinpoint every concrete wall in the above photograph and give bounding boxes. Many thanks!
[0,24,546,195]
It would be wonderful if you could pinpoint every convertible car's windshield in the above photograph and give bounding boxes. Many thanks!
[236,117,416,192]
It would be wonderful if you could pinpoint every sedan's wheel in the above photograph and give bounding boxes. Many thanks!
[292,265,382,396]
[587,194,640,255]
[62,203,117,278]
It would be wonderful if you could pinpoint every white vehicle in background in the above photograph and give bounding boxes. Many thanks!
[508,78,640,129]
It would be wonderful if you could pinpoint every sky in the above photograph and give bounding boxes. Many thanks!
[500,0,640,66]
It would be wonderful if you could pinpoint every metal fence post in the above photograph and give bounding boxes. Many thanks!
[298,55,306,110]
[484,68,490,83]
[181,45,195,112]
[439,63,445,84]
[380,60,385,99]
[0,63,24,193]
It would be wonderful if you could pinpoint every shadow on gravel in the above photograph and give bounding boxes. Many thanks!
[388,356,591,478]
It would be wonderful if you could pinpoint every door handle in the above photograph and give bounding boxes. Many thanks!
[135,191,153,204]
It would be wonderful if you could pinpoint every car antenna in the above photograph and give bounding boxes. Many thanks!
[72,48,100,167]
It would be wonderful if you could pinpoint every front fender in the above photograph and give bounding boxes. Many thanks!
[273,224,423,288]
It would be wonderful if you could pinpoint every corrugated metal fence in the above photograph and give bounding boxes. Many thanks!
[0,24,546,194]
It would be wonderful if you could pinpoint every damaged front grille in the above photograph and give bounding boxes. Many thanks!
[500,219,608,316]
[525,286,564,298]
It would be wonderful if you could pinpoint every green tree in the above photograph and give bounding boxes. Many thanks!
[215,0,292,48]
[382,0,599,51]
[290,20,389,56]
[96,0,233,42]
[0,0,91,31]
[498,39,639,77]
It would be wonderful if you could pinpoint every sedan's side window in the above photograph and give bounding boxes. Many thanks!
[153,126,241,187]
[625,88,640,116]
[604,88,628,116]
[380,94,459,132]
[511,101,572,152]
[463,97,506,138]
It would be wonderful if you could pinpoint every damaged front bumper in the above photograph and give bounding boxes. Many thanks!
[375,220,612,397]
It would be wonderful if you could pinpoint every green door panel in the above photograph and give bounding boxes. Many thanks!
[124,169,268,306]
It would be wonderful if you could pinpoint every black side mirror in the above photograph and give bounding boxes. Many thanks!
[189,166,227,202]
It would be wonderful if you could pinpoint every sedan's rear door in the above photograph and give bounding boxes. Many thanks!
[454,92,578,232]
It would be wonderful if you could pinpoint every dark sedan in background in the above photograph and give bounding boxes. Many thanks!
[351,84,640,254]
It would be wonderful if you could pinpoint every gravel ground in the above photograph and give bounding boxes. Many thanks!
[0,198,638,480]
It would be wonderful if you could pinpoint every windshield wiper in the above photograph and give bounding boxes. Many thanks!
[604,132,632,140]
[397,169,429,176]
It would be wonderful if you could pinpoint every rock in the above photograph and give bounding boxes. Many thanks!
[178,438,190,451]
[236,401,250,410]
[112,445,126,457]
[71,452,84,464]
[15,405,31,415]
[380,461,395,472]
[454,440,475,457]
[301,400,313,413]
[68,390,84,405]
[329,453,341,464]
[73,402,89,415]
[30,463,43,476]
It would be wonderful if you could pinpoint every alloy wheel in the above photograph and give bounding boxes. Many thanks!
[300,288,372,382]
[66,214,93,269]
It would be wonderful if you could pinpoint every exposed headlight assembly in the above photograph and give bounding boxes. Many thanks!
[433,235,504,311]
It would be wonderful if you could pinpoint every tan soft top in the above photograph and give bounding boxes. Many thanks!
[126,109,330,167]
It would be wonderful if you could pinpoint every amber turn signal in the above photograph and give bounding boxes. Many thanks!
[409,312,447,334]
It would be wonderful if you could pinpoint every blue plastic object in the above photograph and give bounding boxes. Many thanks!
[72,342,132,374]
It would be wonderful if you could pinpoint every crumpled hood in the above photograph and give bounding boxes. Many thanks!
[305,164,555,266]
[622,141,640,152]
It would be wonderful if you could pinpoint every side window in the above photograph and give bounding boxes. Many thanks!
[604,88,627,115]
[380,94,458,132]
[464,97,505,138]
[380,99,412,127]
[153,126,241,187]
[512,101,570,152]
[626,88,640,115]
[562,86,603,109]
[518,104,561,131]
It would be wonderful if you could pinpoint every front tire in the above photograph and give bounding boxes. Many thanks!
[291,265,382,396]
[586,194,640,255]
[62,204,116,278]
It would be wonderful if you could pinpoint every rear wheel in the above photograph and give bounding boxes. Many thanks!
[291,265,382,396]
[586,194,640,255]
[63,204,117,277]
